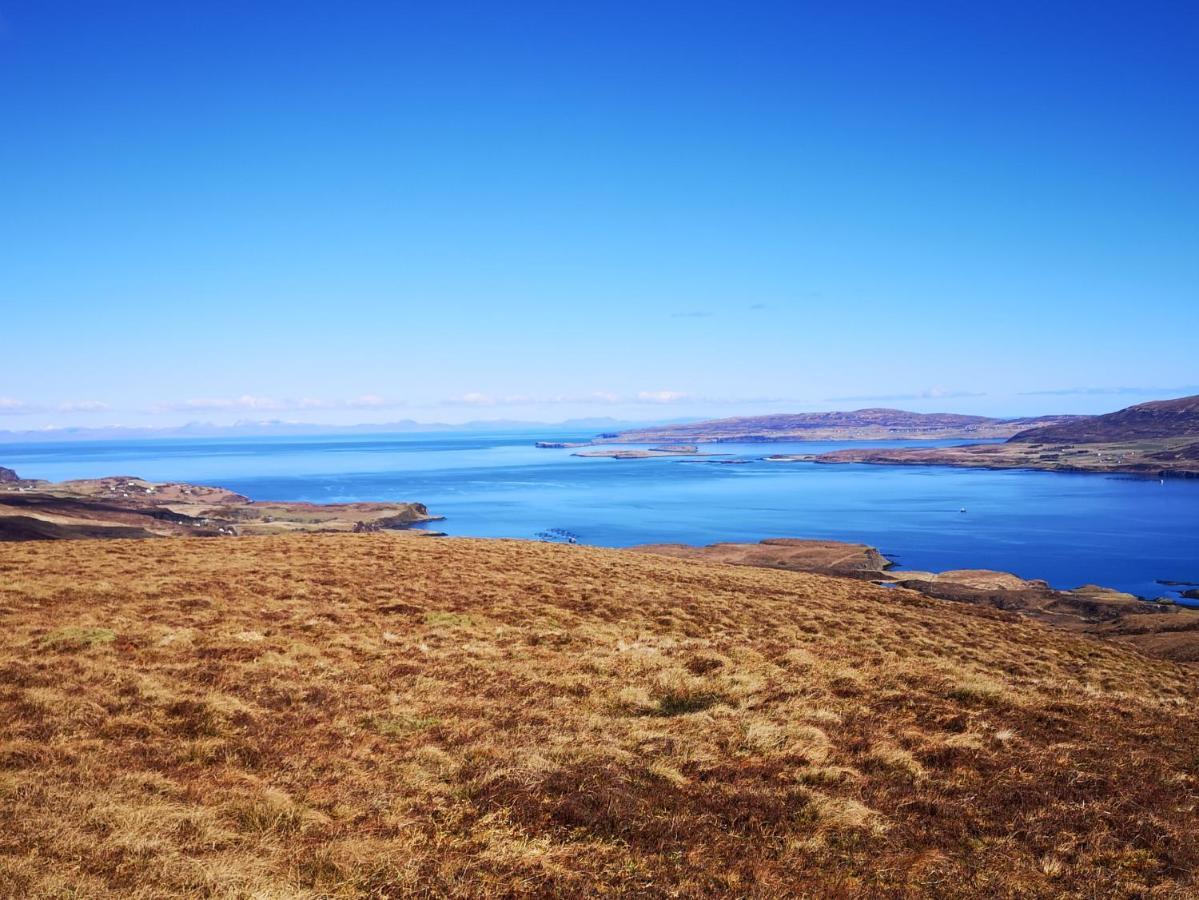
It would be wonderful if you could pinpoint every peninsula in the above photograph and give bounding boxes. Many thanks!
[805,395,1199,478]
[591,408,1079,444]
[572,444,721,459]
[0,469,439,541]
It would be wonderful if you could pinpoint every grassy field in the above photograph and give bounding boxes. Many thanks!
[2,533,1197,897]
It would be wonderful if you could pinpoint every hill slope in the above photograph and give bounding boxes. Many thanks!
[2,534,1197,897]
[808,395,1199,477]
[597,409,1074,443]
[1009,394,1199,443]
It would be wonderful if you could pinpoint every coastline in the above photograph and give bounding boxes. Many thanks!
[814,458,1199,480]
[632,537,1199,662]
[804,440,1199,479]
[558,395,1199,478]
[0,470,441,541]
[5,464,1196,642]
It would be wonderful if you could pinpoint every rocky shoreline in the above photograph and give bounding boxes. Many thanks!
[801,438,1199,479]
[571,444,727,459]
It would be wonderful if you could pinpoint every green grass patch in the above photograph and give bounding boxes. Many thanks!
[424,611,473,628]
[41,627,116,651]
[367,715,442,736]
[649,691,724,717]
[947,675,1007,705]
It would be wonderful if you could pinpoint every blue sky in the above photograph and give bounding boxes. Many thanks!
[2,1,1196,429]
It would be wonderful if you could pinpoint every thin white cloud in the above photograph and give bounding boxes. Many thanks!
[0,398,37,415]
[151,394,409,414]
[57,400,111,413]
[155,395,287,413]
[447,391,628,407]
[1018,385,1199,397]
[447,390,706,407]
[454,392,497,406]
[138,389,790,416]
[826,388,985,403]
[636,390,690,404]
[1,399,110,416]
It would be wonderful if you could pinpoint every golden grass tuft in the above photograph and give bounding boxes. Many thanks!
[0,532,1197,896]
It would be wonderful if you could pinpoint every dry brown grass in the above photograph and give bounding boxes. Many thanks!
[1,533,1197,897]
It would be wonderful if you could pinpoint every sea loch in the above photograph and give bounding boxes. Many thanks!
[4,430,1196,601]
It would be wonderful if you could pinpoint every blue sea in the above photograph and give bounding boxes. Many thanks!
[3,430,1197,603]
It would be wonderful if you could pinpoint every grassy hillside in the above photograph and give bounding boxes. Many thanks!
[1009,394,1199,443]
[597,409,1075,444]
[2,534,1197,897]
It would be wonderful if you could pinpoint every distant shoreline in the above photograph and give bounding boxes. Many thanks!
[548,395,1199,478]
[799,439,1199,479]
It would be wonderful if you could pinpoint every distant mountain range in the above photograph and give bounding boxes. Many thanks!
[12,396,1199,449]
[0,416,700,444]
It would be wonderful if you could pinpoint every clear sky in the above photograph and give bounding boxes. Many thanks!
[2,1,1197,430]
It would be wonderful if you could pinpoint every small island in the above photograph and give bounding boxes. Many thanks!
[572,444,726,459]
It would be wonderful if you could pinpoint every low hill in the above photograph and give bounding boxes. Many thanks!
[598,409,1075,444]
[2,533,1197,896]
[1010,394,1199,443]
[804,395,1199,477]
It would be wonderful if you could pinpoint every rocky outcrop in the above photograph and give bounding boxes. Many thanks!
[0,467,19,483]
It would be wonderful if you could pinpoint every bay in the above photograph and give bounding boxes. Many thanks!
[4,430,1197,601]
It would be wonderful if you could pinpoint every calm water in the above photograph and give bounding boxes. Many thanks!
[4,431,1198,601]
